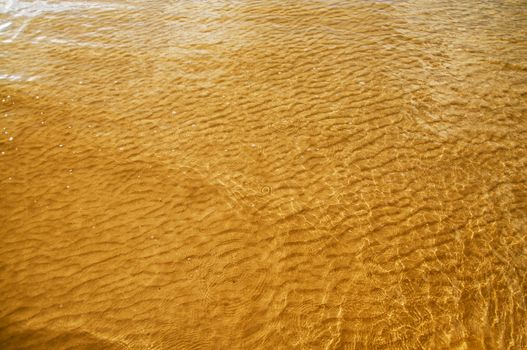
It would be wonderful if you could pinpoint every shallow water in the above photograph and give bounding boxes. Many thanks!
[1,0,526,349]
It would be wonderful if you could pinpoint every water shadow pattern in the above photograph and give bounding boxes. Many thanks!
[1,0,526,349]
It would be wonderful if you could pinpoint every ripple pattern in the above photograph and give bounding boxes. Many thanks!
[1,0,526,349]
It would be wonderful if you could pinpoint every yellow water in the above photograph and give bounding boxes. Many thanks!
[1,0,526,349]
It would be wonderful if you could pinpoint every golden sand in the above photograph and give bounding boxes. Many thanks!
[1,1,526,349]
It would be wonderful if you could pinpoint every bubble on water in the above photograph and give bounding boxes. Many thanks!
[59,144,63,147]
[251,143,256,147]
[8,136,13,141]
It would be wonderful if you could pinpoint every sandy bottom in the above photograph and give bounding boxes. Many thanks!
[1,0,526,349]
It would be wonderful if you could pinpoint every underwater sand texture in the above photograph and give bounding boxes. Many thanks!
[1,0,526,349]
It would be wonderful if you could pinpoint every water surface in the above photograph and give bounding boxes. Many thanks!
[1,0,526,349]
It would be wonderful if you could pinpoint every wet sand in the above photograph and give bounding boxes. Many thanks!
[1,0,526,349]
